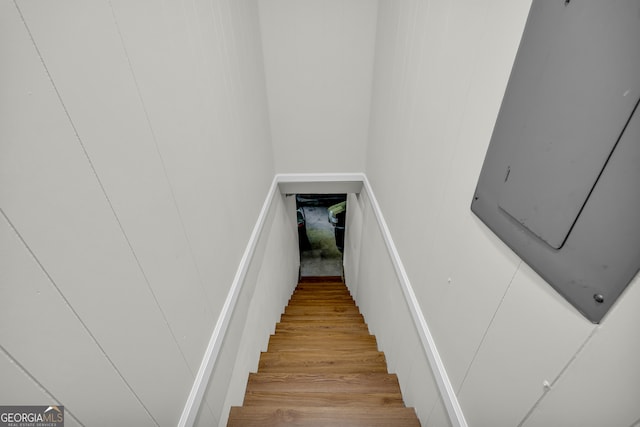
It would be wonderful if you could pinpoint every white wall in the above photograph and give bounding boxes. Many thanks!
[344,191,445,425]
[1,1,273,425]
[5,1,638,426]
[205,192,300,427]
[258,0,377,173]
[365,1,640,426]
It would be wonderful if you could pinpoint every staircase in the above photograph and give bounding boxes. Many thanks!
[227,277,421,426]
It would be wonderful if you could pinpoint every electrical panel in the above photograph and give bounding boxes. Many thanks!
[472,0,640,323]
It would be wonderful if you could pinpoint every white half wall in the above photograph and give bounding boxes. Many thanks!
[258,0,378,173]
[344,190,447,426]
[208,192,300,427]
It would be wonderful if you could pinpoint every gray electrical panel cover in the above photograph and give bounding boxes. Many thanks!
[471,0,640,323]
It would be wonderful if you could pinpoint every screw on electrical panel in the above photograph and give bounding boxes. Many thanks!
[593,294,604,304]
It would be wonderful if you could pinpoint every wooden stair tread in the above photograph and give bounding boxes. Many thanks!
[298,276,344,283]
[228,280,421,426]
[275,324,369,333]
[268,343,379,352]
[243,391,404,407]
[294,286,350,292]
[285,303,360,310]
[295,282,348,285]
[287,298,356,304]
[258,351,388,374]
[281,311,363,316]
[276,320,368,327]
[289,293,354,298]
[269,331,376,340]
[247,373,402,393]
[278,320,366,327]
[291,294,353,299]
[268,337,377,352]
[228,407,421,427]
[284,308,361,316]
[292,288,352,293]
[287,301,356,306]
[275,327,370,336]
[259,348,385,358]
[280,314,365,322]
[293,285,351,290]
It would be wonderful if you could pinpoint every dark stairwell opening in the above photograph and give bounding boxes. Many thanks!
[295,194,347,278]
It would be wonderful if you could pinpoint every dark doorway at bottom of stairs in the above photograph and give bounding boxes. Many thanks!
[296,194,346,278]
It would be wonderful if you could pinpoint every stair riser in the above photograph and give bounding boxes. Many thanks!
[284,309,361,317]
[284,312,361,317]
[298,276,344,283]
[286,303,360,309]
[274,326,370,334]
[280,315,364,322]
[267,338,377,352]
[268,344,379,353]
[292,290,352,295]
[258,365,389,374]
[291,294,353,299]
[246,373,402,394]
[269,329,376,344]
[276,320,367,326]
[258,353,388,374]
[243,392,405,407]
[227,407,421,427]
[288,301,355,306]
[288,302,355,306]
[293,290,351,294]
[291,289,352,294]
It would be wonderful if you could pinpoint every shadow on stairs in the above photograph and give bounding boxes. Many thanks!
[227,278,421,426]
